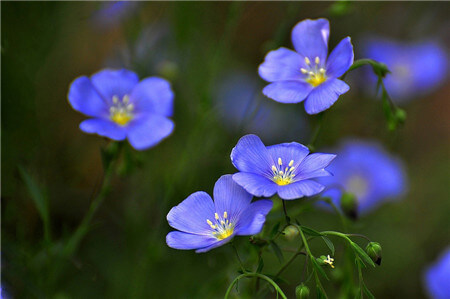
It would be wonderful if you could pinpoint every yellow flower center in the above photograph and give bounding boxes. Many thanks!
[206,211,234,240]
[272,157,296,186]
[324,255,335,268]
[301,56,327,87]
[110,95,134,126]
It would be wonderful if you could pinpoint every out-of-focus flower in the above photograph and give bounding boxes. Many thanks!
[318,140,407,214]
[363,38,447,103]
[231,134,335,200]
[214,71,308,143]
[91,1,139,29]
[166,175,273,253]
[424,248,450,299]
[68,69,174,150]
[259,18,354,115]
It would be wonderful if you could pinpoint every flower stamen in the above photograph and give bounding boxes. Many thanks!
[110,94,134,126]
[207,211,234,240]
[324,255,335,268]
[272,157,296,186]
[302,56,327,87]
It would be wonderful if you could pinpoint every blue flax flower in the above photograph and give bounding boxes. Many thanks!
[68,69,174,150]
[166,175,273,253]
[424,248,450,299]
[318,140,407,214]
[363,38,447,103]
[259,18,354,114]
[231,134,336,200]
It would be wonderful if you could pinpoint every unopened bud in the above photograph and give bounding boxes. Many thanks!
[365,242,382,265]
[340,192,358,220]
[283,225,299,241]
[295,283,310,299]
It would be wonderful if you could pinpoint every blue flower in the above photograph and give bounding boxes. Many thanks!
[363,38,447,103]
[91,1,138,29]
[259,18,354,115]
[424,248,450,299]
[231,134,336,200]
[166,175,273,253]
[68,69,174,150]
[317,140,407,214]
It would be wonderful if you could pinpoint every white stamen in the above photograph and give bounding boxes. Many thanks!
[289,160,294,167]
[300,68,308,74]
[305,57,311,65]
[278,158,282,166]
[315,56,320,64]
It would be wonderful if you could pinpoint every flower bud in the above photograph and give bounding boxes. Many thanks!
[365,242,382,265]
[340,192,358,220]
[283,225,299,241]
[295,283,310,299]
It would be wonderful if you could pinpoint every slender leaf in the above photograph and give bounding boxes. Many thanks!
[301,226,323,237]
[351,242,376,267]
[19,166,49,226]
[311,257,329,281]
[270,241,284,263]
[362,282,375,299]
[322,237,335,256]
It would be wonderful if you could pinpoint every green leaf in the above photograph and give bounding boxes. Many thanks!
[270,222,281,238]
[362,282,375,299]
[270,241,284,263]
[19,166,49,226]
[351,242,376,267]
[311,257,329,280]
[322,237,335,256]
[301,226,323,237]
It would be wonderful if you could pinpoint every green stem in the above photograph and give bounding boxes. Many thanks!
[225,273,287,299]
[325,199,348,232]
[232,242,245,273]
[308,112,324,151]
[274,246,306,278]
[281,199,290,224]
[63,158,116,257]
[321,231,353,243]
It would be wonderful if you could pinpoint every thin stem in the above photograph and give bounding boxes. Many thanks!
[325,199,348,232]
[225,273,287,299]
[274,246,306,278]
[321,231,353,244]
[308,112,324,151]
[346,233,371,243]
[281,199,290,224]
[232,242,245,273]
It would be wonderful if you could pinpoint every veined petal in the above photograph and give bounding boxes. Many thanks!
[130,77,174,117]
[195,238,233,253]
[235,199,273,235]
[291,19,330,64]
[230,134,274,176]
[326,37,354,78]
[266,142,310,170]
[304,78,349,114]
[166,231,218,250]
[91,69,139,101]
[278,180,325,200]
[262,81,313,104]
[68,76,109,118]
[258,47,304,82]
[232,172,278,198]
[213,175,252,222]
[79,118,126,141]
[127,114,174,150]
[167,191,215,235]
[296,153,336,180]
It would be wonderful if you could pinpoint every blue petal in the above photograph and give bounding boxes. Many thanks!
[126,114,174,150]
[278,180,325,200]
[230,134,274,177]
[258,47,304,82]
[195,238,233,253]
[232,172,277,198]
[262,81,313,104]
[68,76,109,118]
[167,191,215,235]
[266,142,310,170]
[130,77,174,117]
[91,69,139,101]
[291,19,330,64]
[79,118,126,140]
[166,231,218,250]
[304,78,349,114]
[213,175,252,223]
[235,200,273,235]
[296,153,336,180]
[326,37,354,78]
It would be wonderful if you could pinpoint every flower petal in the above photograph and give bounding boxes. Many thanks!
[195,238,233,253]
[266,142,310,170]
[213,175,252,222]
[166,231,218,250]
[278,180,325,200]
[130,77,174,117]
[230,134,274,176]
[235,199,273,235]
[91,69,139,100]
[68,76,109,118]
[232,172,277,198]
[258,47,304,82]
[167,191,215,235]
[304,78,349,114]
[291,18,330,64]
[79,118,126,141]
[262,81,313,104]
[127,114,174,150]
[326,37,354,78]
[296,153,336,180]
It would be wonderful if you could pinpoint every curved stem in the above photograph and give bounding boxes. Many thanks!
[225,273,287,299]
[274,246,306,278]
[232,242,245,272]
